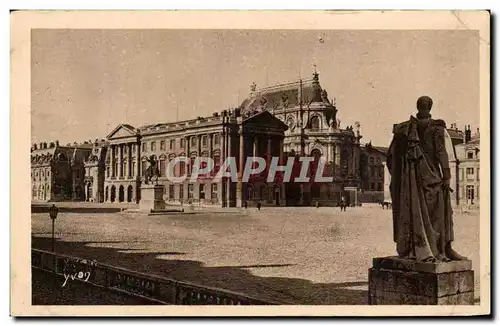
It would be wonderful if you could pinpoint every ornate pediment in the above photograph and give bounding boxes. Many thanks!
[107,124,137,140]
[243,110,288,131]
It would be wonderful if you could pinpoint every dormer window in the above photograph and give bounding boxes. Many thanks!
[310,116,320,131]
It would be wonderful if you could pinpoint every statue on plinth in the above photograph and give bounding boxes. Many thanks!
[386,96,467,263]
[144,155,160,185]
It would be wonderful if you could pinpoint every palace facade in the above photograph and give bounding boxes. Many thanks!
[32,71,392,207]
[103,109,288,207]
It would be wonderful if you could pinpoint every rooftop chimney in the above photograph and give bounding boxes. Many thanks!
[464,125,472,143]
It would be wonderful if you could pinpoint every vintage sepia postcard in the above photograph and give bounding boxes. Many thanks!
[11,10,490,317]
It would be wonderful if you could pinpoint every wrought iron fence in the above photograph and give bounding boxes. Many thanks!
[31,249,274,305]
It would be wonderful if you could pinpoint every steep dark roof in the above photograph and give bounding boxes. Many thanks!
[240,74,330,116]
[446,128,464,139]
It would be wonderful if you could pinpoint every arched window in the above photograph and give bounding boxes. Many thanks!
[310,116,320,131]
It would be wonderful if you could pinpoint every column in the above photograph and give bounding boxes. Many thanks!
[111,145,116,177]
[127,144,132,179]
[236,127,244,207]
[228,129,235,206]
[136,142,141,179]
[279,136,286,205]
[208,134,213,157]
[253,135,258,157]
[84,183,88,201]
[267,135,272,173]
[220,130,226,207]
[185,136,190,176]
[118,144,123,178]
[383,161,391,203]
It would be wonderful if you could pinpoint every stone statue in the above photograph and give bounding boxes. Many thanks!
[250,82,257,92]
[386,96,467,263]
[144,155,160,185]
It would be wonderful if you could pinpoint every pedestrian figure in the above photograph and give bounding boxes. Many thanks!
[256,202,261,211]
[339,197,347,212]
[244,201,248,209]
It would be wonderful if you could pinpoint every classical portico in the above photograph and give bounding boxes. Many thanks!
[105,124,142,203]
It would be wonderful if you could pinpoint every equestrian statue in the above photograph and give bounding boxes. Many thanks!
[144,155,160,185]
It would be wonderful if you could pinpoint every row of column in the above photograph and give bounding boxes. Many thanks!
[110,143,140,179]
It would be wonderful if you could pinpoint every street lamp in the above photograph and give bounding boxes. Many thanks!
[48,204,58,252]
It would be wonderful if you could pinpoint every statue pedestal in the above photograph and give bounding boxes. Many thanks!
[139,184,166,212]
[368,256,474,305]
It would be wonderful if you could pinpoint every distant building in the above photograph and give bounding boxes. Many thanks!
[240,71,362,206]
[31,140,93,201]
[83,139,109,202]
[359,142,388,203]
[455,126,480,208]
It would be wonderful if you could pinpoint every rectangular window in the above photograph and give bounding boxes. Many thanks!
[132,144,136,153]
[179,185,184,200]
[106,166,110,178]
[214,134,220,146]
[151,141,156,151]
[189,156,196,175]
[179,161,186,177]
[188,184,194,199]
[142,143,146,152]
[169,184,175,199]
[466,185,475,204]
[142,161,147,176]
[191,137,196,147]
[131,162,135,177]
[467,152,474,159]
[124,146,128,154]
[200,184,205,199]
[466,167,474,180]
[160,140,165,151]
[160,159,166,177]
[477,167,480,181]
[202,136,208,147]
[180,139,185,148]
[211,183,218,199]
[170,140,175,150]
[213,155,220,176]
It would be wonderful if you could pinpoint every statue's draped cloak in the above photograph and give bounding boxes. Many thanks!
[386,116,454,260]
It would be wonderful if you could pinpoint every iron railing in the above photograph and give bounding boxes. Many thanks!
[31,248,275,305]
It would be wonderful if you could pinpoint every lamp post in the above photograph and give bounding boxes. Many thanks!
[48,204,59,252]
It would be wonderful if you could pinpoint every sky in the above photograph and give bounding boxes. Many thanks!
[31,29,479,146]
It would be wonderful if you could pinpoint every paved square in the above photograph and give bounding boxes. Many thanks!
[31,205,480,304]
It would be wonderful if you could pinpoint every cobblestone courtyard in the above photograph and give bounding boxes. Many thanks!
[31,205,480,304]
